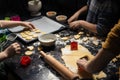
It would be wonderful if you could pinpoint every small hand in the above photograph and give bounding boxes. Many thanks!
[21,22,36,30]
[69,20,81,30]
[3,42,21,58]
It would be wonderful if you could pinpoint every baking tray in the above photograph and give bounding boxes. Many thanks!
[8,16,66,43]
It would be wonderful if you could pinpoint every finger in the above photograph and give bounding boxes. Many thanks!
[24,27,29,30]
[68,19,72,23]
[13,42,19,45]
[76,59,82,66]
[77,59,85,65]
[14,44,20,48]
[21,22,33,30]
[69,23,74,28]
[29,23,36,29]
[10,43,18,47]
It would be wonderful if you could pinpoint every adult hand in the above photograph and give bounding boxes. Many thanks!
[76,58,88,71]
[69,20,81,30]
[77,58,93,79]
[20,22,36,30]
[3,42,21,58]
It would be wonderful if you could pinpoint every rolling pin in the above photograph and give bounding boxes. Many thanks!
[40,51,79,80]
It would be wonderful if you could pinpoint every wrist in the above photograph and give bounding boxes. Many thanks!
[78,20,83,26]
[11,21,23,26]
[79,20,86,27]
[1,51,8,59]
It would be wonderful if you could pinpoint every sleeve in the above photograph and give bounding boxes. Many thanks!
[96,2,119,37]
[102,22,120,55]
[96,11,115,37]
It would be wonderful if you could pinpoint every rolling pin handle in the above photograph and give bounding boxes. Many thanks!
[40,51,46,57]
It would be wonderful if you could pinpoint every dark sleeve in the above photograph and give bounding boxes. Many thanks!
[96,2,119,37]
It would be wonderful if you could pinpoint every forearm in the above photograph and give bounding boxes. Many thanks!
[0,20,23,28]
[85,22,120,73]
[0,52,7,62]
[103,23,120,53]
[79,20,97,33]
[85,48,116,73]
[76,5,88,17]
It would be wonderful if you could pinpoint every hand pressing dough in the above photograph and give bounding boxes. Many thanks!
[61,45,106,79]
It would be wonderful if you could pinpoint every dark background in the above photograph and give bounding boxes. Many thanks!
[0,0,87,20]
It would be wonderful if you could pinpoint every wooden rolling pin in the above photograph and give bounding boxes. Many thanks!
[40,51,79,80]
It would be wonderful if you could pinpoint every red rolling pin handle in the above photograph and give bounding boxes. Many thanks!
[40,51,79,80]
